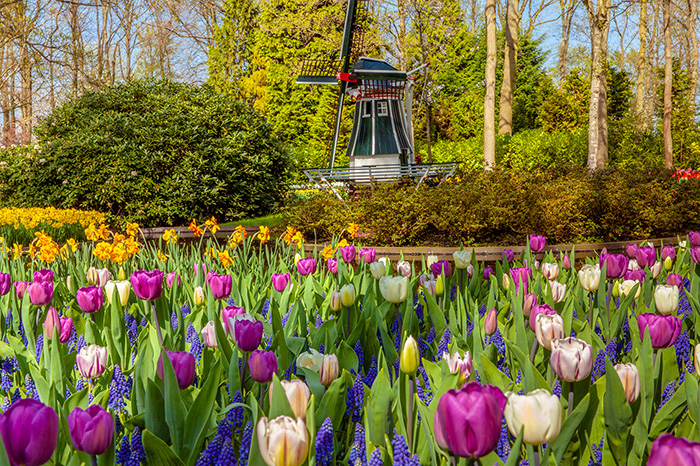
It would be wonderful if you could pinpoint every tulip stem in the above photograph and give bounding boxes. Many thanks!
[532,449,540,466]
[568,383,574,417]
[91,455,98,466]
[241,352,248,396]
[407,375,414,453]
[151,301,163,347]
[529,339,538,363]
[588,292,594,329]
[394,303,401,328]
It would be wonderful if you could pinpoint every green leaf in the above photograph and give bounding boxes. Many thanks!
[184,360,221,466]
[160,349,186,457]
[144,379,170,443]
[604,359,634,465]
[143,429,186,466]
[366,368,393,448]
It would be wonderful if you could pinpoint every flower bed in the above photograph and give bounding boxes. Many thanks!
[0,207,105,245]
[0,231,697,465]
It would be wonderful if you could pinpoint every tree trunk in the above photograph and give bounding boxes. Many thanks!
[484,0,497,169]
[663,0,673,169]
[635,0,648,134]
[19,27,32,143]
[558,0,575,82]
[584,0,610,170]
[689,0,698,110]
[499,0,519,135]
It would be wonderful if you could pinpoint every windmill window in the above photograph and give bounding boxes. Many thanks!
[377,101,388,116]
[362,101,372,117]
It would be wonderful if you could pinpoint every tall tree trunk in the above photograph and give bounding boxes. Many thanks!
[484,0,497,169]
[689,0,698,111]
[636,0,648,134]
[558,0,575,81]
[584,0,610,170]
[499,0,519,135]
[398,0,407,69]
[19,29,32,143]
[663,0,673,169]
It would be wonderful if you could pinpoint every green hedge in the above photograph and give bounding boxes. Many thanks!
[283,169,700,246]
[0,80,290,225]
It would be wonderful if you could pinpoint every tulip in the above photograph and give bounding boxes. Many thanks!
[194,262,208,276]
[650,261,662,278]
[207,271,233,299]
[453,250,472,269]
[201,321,217,348]
[193,286,205,306]
[379,276,408,303]
[680,240,688,249]
[325,257,338,274]
[33,269,54,283]
[340,284,356,307]
[130,270,164,301]
[76,344,108,379]
[509,267,532,294]
[529,304,557,332]
[270,379,311,420]
[504,389,562,445]
[235,316,264,352]
[271,273,291,292]
[541,263,559,280]
[426,254,439,268]
[423,280,437,296]
[435,275,445,295]
[0,273,9,296]
[599,254,629,279]
[66,275,72,291]
[637,313,682,348]
[257,416,309,466]
[294,253,301,266]
[613,363,640,403]
[562,254,571,270]
[483,266,494,280]
[502,273,511,290]
[339,245,356,263]
[222,305,245,336]
[443,351,473,385]
[43,306,59,339]
[535,314,565,350]
[550,337,593,382]
[104,280,130,306]
[297,349,324,372]
[397,260,412,277]
[664,256,673,271]
[14,281,27,300]
[58,318,73,343]
[319,354,339,386]
[434,382,507,458]
[624,269,646,282]
[356,248,374,264]
[690,231,700,247]
[667,273,684,288]
[548,280,566,303]
[484,309,497,335]
[578,264,601,291]
[661,245,676,261]
[249,350,278,383]
[523,293,537,317]
[157,349,196,389]
[28,281,53,306]
[400,336,420,376]
[86,267,99,286]
[330,291,342,311]
[68,405,114,456]
[692,247,700,265]
[502,249,515,263]
[166,272,180,288]
[696,344,700,375]
[117,267,126,281]
[529,234,546,252]
[296,258,317,276]
[626,243,638,259]
[466,263,474,278]
[619,279,641,299]
[0,398,59,466]
[96,268,111,287]
[76,286,103,314]
[654,285,679,315]
[647,434,700,466]
[431,260,451,278]
[369,261,386,279]
[635,245,657,268]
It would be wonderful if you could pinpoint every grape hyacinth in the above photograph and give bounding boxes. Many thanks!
[368,449,383,466]
[354,340,364,371]
[128,427,146,466]
[363,356,378,387]
[35,334,44,362]
[437,328,451,360]
[391,431,419,466]
[349,423,367,466]
[238,422,253,466]
[315,418,334,466]
[108,365,133,413]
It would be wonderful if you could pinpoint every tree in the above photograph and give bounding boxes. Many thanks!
[663,0,673,168]
[484,0,496,169]
[498,0,519,135]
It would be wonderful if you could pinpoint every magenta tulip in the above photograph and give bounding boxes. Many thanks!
[59,318,73,343]
[562,254,571,270]
[296,258,317,276]
[359,248,376,264]
[635,246,657,268]
[690,231,700,247]
[624,269,646,283]
[691,248,700,265]
[667,273,684,288]
[599,254,629,279]
[431,260,452,278]
[0,273,9,296]
[502,249,515,263]
[76,286,104,314]
[648,434,700,466]
[529,304,557,332]
[14,281,27,300]
[509,267,532,294]
[235,318,264,352]
[130,270,164,301]
[271,273,291,293]
[194,262,208,276]
[625,243,638,259]
[33,269,54,283]
[433,382,507,459]
[28,281,53,306]
[0,398,58,466]
[222,305,246,335]
[339,245,356,263]
[327,258,338,274]
[529,235,546,252]
[68,405,114,455]
[207,271,232,299]
[249,350,278,383]
[661,245,676,261]
[483,267,494,280]
[157,350,196,389]
[637,313,682,349]
[166,272,181,288]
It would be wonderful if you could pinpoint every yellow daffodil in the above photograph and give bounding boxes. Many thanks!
[347,222,359,238]
[258,225,270,243]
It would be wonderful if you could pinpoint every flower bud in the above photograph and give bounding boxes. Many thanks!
[535,314,565,350]
[562,254,571,270]
[117,267,126,281]
[248,350,278,384]
[400,336,420,376]
[577,264,601,292]
[68,405,114,456]
[664,256,673,271]
[166,272,181,288]
[104,280,130,306]
[504,389,562,445]
[319,354,339,386]
[443,351,473,386]
[270,380,311,420]
[523,293,537,318]
[86,267,99,286]
[157,350,196,389]
[96,268,111,287]
[201,321,217,348]
[619,279,641,299]
[397,260,412,277]
[76,344,108,379]
[502,273,511,290]
[193,286,205,305]
[453,250,472,269]
[271,273,291,293]
[340,284,356,307]
[379,275,408,303]
[483,266,494,280]
[650,261,662,278]
[14,281,28,300]
[550,337,593,382]
[257,416,309,466]
[426,254,439,268]
[548,281,566,303]
[327,258,338,274]
[370,261,386,280]
[484,308,497,335]
[466,263,474,278]
[423,280,437,296]
[330,291,342,312]
[613,363,640,403]
[654,285,679,315]
[65,275,71,292]
[435,275,444,295]
[695,343,700,376]
[541,263,559,280]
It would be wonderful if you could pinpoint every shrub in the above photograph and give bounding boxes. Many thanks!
[0,80,290,225]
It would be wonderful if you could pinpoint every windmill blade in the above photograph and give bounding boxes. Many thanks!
[296,58,342,85]
[348,0,371,64]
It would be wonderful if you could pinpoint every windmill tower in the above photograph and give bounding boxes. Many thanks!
[295,0,414,169]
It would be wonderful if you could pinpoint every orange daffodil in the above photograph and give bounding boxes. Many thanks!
[347,222,359,238]
[188,220,204,237]
[205,217,220,234]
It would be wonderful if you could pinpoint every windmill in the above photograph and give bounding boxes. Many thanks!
[295,0,415,170]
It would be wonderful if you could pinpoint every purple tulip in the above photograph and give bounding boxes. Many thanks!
[625,243,638,259]
[0,273,10,296]
[635,246,657,268]
[529,304,557,332]
[624,269,646,283]
[68,405,114,456]
[483,267,494,280]
[661,245,676,261]
[431,260,452,278]
[271,273,291,292]
[166,272,181,288]
[502,249,515,263]
[28,281,53,306]
[599,254,629,279]
[339,245,356,263]
[14,281,27,300]
[0,398,58,466]
[509,267,532,294]
[667,273,684,288]
[76,286,104,314]
[157,349,196,389]
[207,272,232,299]
[529,235,546,252]
[234,318,264,352]
[194,262,208,276]
[296,258,317,276]
[433,382,506,459]
[248,350,278,383]
[33,269,54,283]
[59,318,73,344]
[130,270,164,301]
[359,248,376,264]
[222,306,246,335]
[562,254,571,270]
[691,248,700,265]
[648,434,700,466]
[327,258,338,274]
[690,231,700,247]
[637,313,682,349]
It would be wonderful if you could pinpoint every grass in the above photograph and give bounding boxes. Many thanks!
[223,214,282,227]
